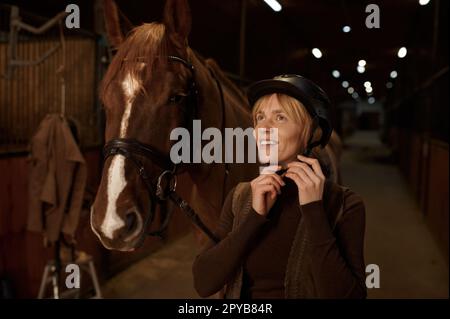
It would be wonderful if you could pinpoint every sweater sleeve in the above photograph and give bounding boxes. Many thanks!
[300,189,367,298]
[192,186,268,298]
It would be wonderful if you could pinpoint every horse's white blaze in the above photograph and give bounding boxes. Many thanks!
[120,72,140,136]
[101,72,140,239]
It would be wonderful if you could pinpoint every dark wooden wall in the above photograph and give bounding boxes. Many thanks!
[425,140,448,257]
[390,129,449,260]
[382,0,448,262]
[385,70,449,262]
[0,37,99,153]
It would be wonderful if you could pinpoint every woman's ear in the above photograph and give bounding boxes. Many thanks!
[163,0,192,41]
[313,126,323,144]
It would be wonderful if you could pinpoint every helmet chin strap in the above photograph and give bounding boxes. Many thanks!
[302,116,321,157]
[300,116,331,179]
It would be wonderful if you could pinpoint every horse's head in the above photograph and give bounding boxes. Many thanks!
[91,0,195,251]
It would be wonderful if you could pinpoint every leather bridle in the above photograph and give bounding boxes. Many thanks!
[103,55,219,247]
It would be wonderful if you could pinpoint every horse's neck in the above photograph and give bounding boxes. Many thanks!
[184,49,256,224]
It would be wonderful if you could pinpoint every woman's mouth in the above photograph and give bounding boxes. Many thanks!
[259,140,278,146]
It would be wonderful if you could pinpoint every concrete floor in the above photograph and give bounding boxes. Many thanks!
[341,131,448,298]
[102,130,449,299]
[102,232,200,298]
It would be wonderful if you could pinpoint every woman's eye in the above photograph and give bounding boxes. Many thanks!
[276,114,286,121]
[169,94,186,104]
[256,115,264,122]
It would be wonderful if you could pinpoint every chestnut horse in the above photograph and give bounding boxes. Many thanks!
[91,0,342,251]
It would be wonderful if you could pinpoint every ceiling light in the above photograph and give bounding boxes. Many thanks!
[332,70,340,78]
[358,60,367,67]
[398,47,407,58]
[364,81,372,88]
[386,82,393,89]
[312,48,322,59]
[348,87,354,94]
[368,97,376,104]
[343,26,351,33]
[357,65,365,73]
[342,81,349,88]
[419,0,431,6]
[263,0,282,12]
[390,70,398,78]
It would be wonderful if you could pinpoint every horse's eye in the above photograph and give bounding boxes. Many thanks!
[169,94,186,104]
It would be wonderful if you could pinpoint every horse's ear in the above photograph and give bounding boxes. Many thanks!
[103,0,125,48]
[163,0,191,40]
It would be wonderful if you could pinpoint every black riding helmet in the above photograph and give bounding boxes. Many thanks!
[247,74,333,156]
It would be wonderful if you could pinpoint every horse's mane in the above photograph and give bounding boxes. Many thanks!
[100,23,168,103]
[204,59,249,108]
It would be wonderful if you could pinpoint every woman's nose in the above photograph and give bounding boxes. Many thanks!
[257,126,278,137]
[256,125,274,133]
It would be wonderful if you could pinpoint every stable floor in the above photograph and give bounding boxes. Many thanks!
[102,130,449,299]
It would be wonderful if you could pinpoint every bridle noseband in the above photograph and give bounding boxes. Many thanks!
[103,55,219,247]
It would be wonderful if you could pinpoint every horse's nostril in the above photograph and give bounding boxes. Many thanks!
[120,209,142,242]
[125,211,138,233]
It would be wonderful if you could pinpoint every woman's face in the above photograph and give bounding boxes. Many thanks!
[254,94,303,165]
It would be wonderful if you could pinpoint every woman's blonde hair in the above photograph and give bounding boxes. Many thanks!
[252,93,321,153]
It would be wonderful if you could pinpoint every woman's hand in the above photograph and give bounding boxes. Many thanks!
[285,155,325,206]
[250,166,286,216]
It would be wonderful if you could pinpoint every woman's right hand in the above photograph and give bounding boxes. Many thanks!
[250,166,286,216]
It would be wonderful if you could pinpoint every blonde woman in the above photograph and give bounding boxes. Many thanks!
[192,75,367,299]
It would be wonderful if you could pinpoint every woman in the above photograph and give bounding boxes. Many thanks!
[192,74,367,299]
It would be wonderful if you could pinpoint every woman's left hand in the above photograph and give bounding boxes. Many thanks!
[285,154,326,206]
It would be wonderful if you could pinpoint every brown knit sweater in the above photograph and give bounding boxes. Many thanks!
[192,179,367,299]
